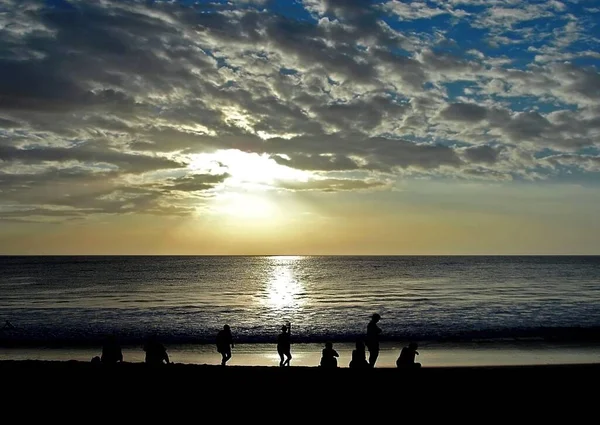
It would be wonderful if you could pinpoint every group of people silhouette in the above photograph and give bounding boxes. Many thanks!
[94,314,422,369]
[323,313,421,369]
[93,333,170,365]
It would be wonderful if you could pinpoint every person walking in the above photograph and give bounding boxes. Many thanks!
[216,324,234,366]
[277,322,292,367]
[366,313,382,368]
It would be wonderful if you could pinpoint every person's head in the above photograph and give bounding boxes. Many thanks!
[224,324,230,331]
[325,341,333,349]
[281,325,287,332]
[371,313,381,322]
[356,340,365,350]
[409,342,419,354]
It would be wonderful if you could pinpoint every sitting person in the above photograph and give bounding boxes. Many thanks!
[143,334,170,365]
[396,342,421,368]
[319,341,339,368]
[349,340,369,369]
[101,334,123,364]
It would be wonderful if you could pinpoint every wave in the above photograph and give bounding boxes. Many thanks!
[2,326,600,347]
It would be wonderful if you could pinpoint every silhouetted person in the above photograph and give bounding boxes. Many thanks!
[216,324,234,366]
[366,313,382,368]
[396,342,421,369]
[143,334,170,365]
[320,341,339,368]
[101,334,123,364]
[277,322,292,367]
[349,340,369,369]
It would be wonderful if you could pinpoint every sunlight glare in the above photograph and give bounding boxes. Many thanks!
[187,150,310,187]
[263,257,305,312]
[215,192,279,219]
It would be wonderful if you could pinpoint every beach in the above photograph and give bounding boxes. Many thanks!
[2,360,599,414]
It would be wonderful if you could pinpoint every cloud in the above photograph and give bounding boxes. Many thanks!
[272,154,361,171]
[0,0,598,221]
[0,144,183,173]
[262,135,462,171]
[440,103,488,122]
[382,1,450,21]
[277,177,388,192]
[462,145,502,164]
[159,173,230,192]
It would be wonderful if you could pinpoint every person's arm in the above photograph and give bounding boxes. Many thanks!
[334,350,339,357]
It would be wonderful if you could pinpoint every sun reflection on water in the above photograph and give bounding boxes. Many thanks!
[263,256,306,313]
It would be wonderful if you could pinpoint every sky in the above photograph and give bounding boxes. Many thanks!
[1,0,599,255]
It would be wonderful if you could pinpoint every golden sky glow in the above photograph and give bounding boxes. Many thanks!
[1,1,600,254]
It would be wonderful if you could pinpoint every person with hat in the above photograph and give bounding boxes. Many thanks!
[366,313,382,368]
[396,342,421,369]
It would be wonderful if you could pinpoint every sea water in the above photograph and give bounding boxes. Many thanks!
[1,256,600,366]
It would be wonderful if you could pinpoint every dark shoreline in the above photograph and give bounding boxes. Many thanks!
[2,360,599,414]
[3,360,600,389]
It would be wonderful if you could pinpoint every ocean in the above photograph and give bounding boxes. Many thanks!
[1,256,600,367]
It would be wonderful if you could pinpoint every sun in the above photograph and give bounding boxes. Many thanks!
[186,149,311,221]
[187,149,310,187]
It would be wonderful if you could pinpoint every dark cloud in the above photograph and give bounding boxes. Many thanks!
[0,144,183,173]
[313,95,408,131]
[161,173,230,192]
[272,154,361,171]
[502,111,551,142]
[263,134,462,171]
[441,103,488,122]
[0,168,196,219]
[462,145,502,164]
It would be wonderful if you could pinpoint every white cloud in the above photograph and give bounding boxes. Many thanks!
[0,0,598,221]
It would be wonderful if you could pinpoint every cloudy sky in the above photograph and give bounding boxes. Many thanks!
[1,0,599,254]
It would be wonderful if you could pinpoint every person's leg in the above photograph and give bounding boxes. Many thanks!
[285,350,292,366]
[278,350,285,367]
[368,349,379,368]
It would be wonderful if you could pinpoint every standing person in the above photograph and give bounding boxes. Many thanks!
[101,334,123,364]
[349,340,369,369]
[143,334,170,365]
[319,341,339,368]
[366,313,382,368]
[277,322,292,367]
[396,342,421,369]
[216,324,234,366]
